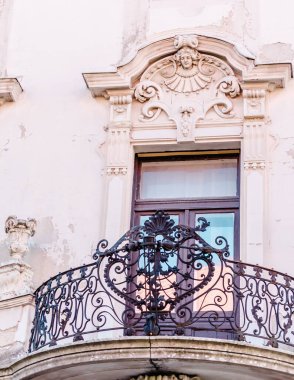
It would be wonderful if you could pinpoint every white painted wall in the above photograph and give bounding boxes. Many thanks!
[0,0,125,286]
[0,0,294,286]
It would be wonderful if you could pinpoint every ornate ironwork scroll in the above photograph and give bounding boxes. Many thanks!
[29,211,294,352]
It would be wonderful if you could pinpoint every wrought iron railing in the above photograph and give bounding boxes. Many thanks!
[29,211,294,352]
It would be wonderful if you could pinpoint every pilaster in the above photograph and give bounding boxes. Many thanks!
[241,83,269,265]
[102,89,134,243]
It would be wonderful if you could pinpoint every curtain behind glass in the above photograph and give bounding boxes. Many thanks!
[140,159,237,199]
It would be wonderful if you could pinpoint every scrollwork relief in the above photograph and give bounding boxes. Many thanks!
[134,34,241,142]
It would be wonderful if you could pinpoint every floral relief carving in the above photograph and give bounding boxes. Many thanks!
[179,106,195,139]
[134,34,241,142]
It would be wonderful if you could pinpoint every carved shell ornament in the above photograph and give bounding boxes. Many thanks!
[163,36,212,93]
[134,35,241,140]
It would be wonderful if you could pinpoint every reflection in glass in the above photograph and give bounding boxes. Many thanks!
[196,213,234,258]
[194,213,235,312]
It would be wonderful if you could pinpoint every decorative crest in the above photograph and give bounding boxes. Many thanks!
[143,210,175,236]
[164,35,209,93]
[174,35,199,49]
[92,211,228,334]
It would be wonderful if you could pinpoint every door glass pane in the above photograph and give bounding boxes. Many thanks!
[194,213,235,313]
[140,158,237,199]
[195,213,234,258]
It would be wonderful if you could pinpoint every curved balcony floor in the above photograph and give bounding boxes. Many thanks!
[1,337,294,380]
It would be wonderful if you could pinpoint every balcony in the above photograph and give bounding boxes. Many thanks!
[28,211,294,353]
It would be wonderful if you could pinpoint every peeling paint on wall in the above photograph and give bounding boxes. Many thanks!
[121,0,149,60]
[286,148,294,159]
[68,223,75,233]
[19,124,26,139]
[34,217,58,245]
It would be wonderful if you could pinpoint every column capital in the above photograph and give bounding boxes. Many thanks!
[241,83,268,120]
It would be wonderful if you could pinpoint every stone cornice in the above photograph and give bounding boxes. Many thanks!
[243,63,292,89]
[119,29,256,66]
[0,293,34,310]
[83,34,291,98]
[0,78,23,104]
[83,72,131,98]
[83,34,252,97]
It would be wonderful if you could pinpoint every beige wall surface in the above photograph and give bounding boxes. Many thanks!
[0,0,294,367]
[0,0,293,285]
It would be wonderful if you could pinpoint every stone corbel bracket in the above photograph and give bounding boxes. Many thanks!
[105,89,134,126]
[0,78,23,105]
[241,81,276,170]
[243,88,266,119]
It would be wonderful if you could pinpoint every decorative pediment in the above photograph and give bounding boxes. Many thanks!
[83,33,291,97]
[83,32,291,143]
[134,35,241,141]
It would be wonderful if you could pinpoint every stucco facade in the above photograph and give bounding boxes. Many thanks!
[1,1,294,379]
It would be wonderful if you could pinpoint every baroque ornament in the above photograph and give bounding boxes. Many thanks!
[134,35,241,142]
[5,216,36,259]
[130,375,201,380]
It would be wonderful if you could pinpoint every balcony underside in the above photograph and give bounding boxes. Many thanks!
[1,337,294,380]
